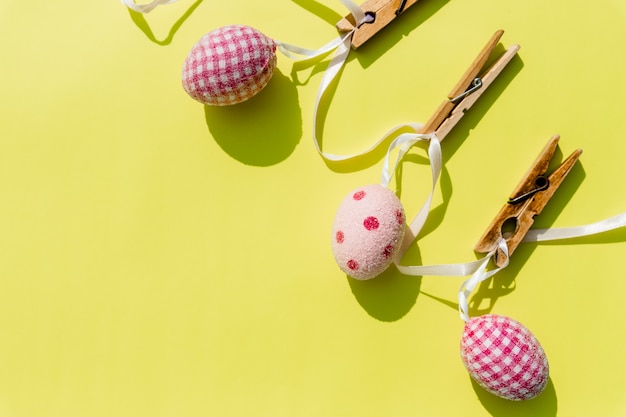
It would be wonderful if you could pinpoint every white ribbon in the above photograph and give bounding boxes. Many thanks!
[457,239,509,322]
[275,32,354,62]
[121,0,178,13]
[523,212,626,242]
[380,128,443,256]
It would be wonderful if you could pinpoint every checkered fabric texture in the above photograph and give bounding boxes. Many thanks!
[460,314,549,401]
[182,25,277,106]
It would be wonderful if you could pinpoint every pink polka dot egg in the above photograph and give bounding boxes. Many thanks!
[460,314,549,401]
[332,184,406,280]
[181,25,277,106]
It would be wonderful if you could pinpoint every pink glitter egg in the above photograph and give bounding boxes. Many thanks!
[332,184,406,280]
[181,25,277,106]
[460,314,549,401]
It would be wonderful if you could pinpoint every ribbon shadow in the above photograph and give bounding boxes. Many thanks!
[127,0,204,45]
[354,0,451,68]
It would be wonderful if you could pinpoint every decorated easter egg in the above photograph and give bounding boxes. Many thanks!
[460,314,549,401]
[181,25,277,106]
[332,184,406,280]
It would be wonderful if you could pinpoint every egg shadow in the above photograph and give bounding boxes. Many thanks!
[126,0,204,45]
[347,258,422,322]
[204,70,302,166]
[469,377,558,417]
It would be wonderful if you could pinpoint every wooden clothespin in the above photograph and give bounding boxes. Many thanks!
[475,135,583,267]
[419,30,520,140]
[336,0,421,49]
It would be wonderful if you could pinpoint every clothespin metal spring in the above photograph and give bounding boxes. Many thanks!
[450,78,483,104]
[508,176,550,205]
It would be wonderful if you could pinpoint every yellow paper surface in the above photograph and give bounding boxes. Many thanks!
[1,1,625,416]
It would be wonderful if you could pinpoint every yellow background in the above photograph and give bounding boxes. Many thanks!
[1,0,625,416]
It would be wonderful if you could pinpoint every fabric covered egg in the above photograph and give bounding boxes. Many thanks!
[181,25,277,106]
[460,314,549,401]
[332,184,406,280]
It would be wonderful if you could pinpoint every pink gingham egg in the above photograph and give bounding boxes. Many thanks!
[460,314,549,401]
[332,184,406,280]
[182,25,277,106]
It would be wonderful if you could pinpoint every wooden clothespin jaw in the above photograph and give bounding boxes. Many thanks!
[419,30,520,140]
[474,135,583,267]
[336,0,421,49]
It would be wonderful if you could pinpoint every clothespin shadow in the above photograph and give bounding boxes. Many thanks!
[204,70,302,166]
[127,0,203,45]
[347,253,422,322]
[470,377,558,417]
[346,0,450,68]
[289,0,449,82]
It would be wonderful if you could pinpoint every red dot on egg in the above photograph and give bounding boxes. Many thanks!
[353,191,366,200]
[347,260,359,270]
[336,231,345,244]
[396,210,404,224]
[383,245,394,258]
[363,216,379,230]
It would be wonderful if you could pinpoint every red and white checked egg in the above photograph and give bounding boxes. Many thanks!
[181,25,277,106]
[460,314,549,401]
[331,184,406,280]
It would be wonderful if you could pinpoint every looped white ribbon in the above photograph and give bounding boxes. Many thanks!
[121,0,178,13]
[276,0,374,160]
[272,0,377,161]
[379,127,443,255]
